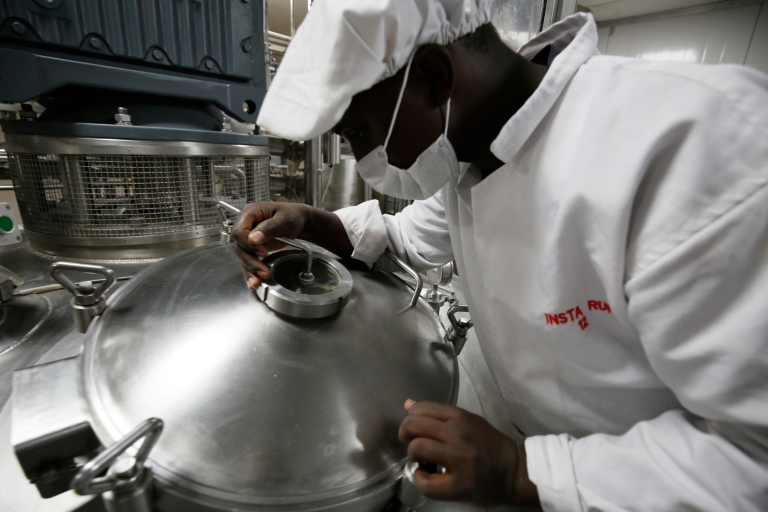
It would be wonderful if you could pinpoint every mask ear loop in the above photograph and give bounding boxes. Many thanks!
[382,52,417,154]
[438,99,451,147]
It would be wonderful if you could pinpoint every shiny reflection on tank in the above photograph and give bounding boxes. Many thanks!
[82,243,454,503]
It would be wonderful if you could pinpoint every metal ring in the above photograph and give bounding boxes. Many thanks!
[256,251,354,319]
[25,228,221,247]
[4,134,270,156]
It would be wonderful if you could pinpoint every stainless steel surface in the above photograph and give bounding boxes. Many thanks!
[80,242,456,510]
[4,135,270,157]
[72,417,162,497]
[0,239,151,410]
[51,262,116,333]
[51,262,116,307]
[102,466,153,512]
[256,249,355,319]
[323,157,363,212]
[25,229,222,248]
[26,231,221,263]
[324,133,342,166]
[1,367,95,512]
[422,263,454,288]
[444,305,474,356]
[0,246,522,511]
[491,0,546,50]
[114,108,132,126]
[363,182,374,203]
[398,462,428,511]
[277,237,314,272]
[305,136,324,207]
[378,253,424,311]
[12,357,99,498]
[423,263,455,311]
[6,134,270,260]
[0,148,8,176]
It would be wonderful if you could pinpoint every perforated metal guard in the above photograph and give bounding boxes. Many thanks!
[9,153,269,239]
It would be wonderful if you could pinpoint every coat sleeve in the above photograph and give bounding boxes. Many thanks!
[526,179,768,511]
[333,190,454,270]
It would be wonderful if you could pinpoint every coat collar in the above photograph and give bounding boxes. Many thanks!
[490,13,600,164]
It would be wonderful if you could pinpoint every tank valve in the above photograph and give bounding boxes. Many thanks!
[444,304,473,356]
[51,262,117,333]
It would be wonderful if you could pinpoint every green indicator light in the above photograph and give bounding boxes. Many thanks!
[0,216,14,233]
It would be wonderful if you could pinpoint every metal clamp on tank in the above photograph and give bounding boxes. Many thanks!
[398,460,447,511]
[444,304,474,356]
[421,262,455,312]
[373,252,424,312]
[51,261,117,333]
[216,200,239,242]
[72,418,163,512]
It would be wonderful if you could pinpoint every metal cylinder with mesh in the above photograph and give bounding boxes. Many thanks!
[5,134,270,261]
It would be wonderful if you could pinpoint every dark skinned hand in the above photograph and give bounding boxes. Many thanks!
[232,202,353,290]
[399,399,541,509]
[232,202,309,289]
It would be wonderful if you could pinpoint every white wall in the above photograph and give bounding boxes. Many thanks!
[597,2,768,73]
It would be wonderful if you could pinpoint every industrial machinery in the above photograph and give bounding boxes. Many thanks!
[0,0,271,261]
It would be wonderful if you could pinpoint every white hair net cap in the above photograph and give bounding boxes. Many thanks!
[257,0,493,141]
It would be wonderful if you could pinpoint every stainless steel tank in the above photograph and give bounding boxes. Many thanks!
[12,242,463,512]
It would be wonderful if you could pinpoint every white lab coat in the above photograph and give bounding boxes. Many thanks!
[335,13,768,512]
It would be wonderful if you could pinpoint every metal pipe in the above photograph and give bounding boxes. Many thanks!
[304,137,323,208]
[362,183,373,202]
[267,31,292,43]
[323,133,341,166]
[290,0,295,37]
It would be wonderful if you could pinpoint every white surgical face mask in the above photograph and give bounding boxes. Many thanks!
[355,53,460,201]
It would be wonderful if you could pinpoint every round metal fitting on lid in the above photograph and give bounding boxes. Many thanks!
[256,250,353,319]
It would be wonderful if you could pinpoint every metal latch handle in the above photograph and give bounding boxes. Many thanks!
[377,252,423,311]
[398,460,446,510]
[72,418,163,496]
[445,304,473,355]
[50,262,116,307]
[217,200,315,281]
[51,261,117,333]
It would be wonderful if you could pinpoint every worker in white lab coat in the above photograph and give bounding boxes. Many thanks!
[233,0,768,510]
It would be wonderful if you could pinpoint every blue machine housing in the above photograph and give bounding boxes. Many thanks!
[0,0,269,142]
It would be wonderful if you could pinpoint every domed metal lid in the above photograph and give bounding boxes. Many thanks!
[82,243,456,508]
